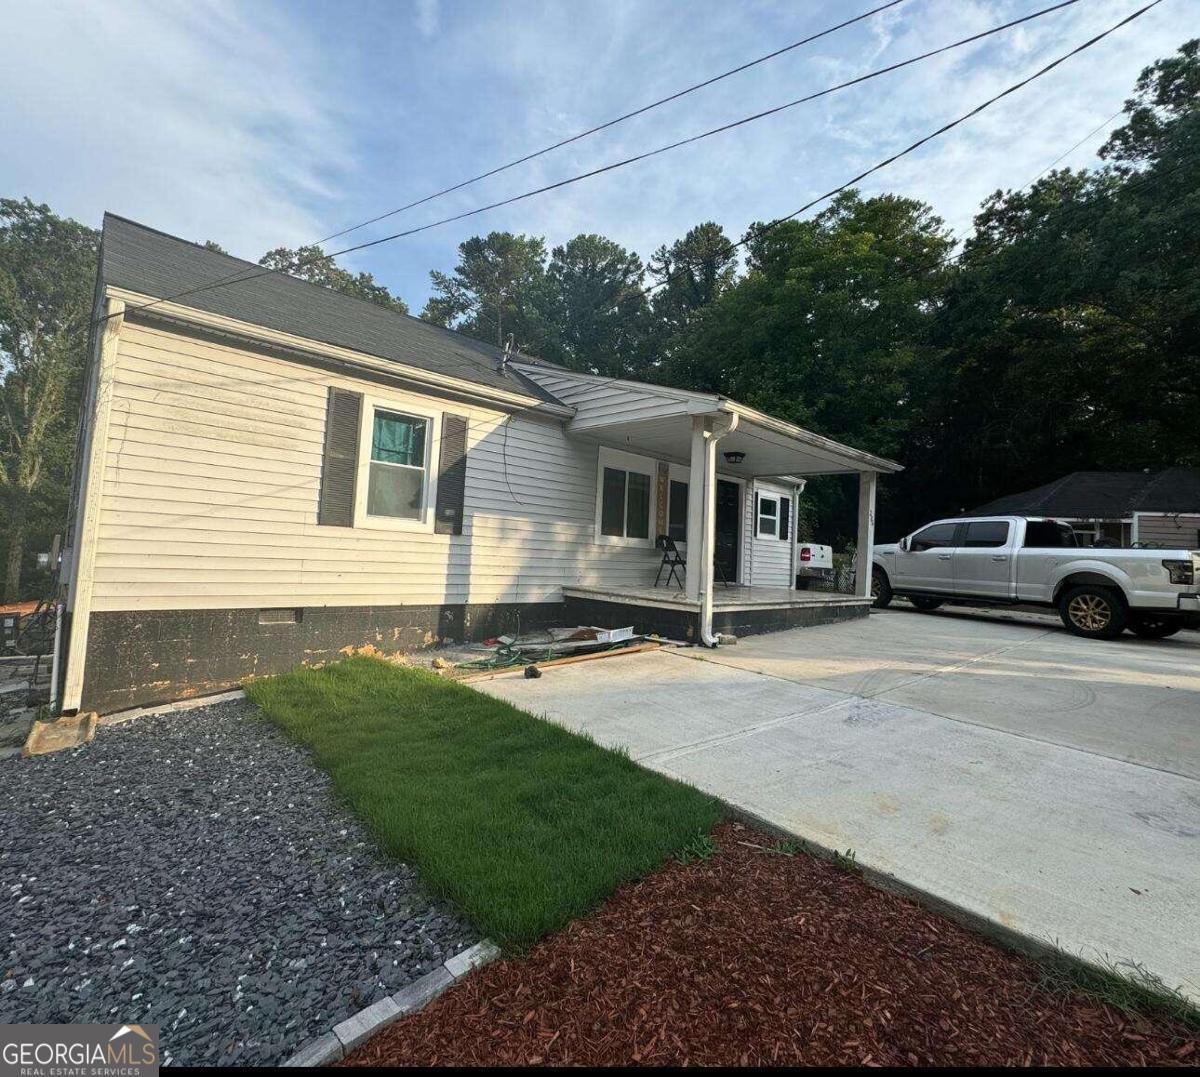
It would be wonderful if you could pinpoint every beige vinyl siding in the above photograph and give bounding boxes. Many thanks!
[90,320,663,612]
[745,480,794,587]
[1136,512,1200,549]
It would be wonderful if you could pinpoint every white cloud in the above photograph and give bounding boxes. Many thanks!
[1,0,1187,305]
[415,0,440,38]
[0,0,354,258]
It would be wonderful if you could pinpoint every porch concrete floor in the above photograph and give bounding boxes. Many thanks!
[479,607,1200,1002]
[562,583,867,611]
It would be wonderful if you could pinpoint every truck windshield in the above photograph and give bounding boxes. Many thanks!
[1023,520,1079,548]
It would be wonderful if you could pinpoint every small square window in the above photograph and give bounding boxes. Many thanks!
[757,494,779,538]
[368,410,428,520]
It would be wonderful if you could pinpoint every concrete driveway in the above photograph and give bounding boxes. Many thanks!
[480,608,1200,1001]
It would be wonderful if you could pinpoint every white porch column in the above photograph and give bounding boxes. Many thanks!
[855,471,877,599]
[684,413,738,644]
[684,418,707,600]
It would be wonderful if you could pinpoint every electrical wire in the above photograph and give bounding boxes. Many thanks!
[98,0,1088,327]
[102,0,910,323]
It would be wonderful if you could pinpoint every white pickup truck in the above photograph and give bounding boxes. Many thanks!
[794,541,834,589]
[872,515,1200,640]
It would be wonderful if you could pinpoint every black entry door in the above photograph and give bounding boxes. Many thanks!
[714,480,740,583]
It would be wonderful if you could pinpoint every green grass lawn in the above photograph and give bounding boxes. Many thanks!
[244,656,723,949]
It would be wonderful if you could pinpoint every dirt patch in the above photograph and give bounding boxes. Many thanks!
[343,822,1197,1067]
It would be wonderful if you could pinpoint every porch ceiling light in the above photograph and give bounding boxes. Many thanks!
[723,450,746,464]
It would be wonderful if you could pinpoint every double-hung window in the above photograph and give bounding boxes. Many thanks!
[367,409,429,520]
[597,449,654,544]
[756,494,779,538]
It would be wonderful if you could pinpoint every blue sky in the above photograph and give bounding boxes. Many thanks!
[1,0,1189,309]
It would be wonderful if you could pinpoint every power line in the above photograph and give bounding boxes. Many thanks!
[313,0,913,246]
[507,0,1169,386]
[100,0,1086,327]
[105,0,910,324]
[631,0,1164,307]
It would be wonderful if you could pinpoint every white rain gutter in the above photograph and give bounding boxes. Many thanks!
[698,412,738,647]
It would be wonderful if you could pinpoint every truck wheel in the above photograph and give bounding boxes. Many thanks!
[1128,617,1182,640]
[1058,584,1127,639]
[910,596,944,612]
[871,568,892,609]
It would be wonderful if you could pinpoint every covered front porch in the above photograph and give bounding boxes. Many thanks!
[532,365,903,644]
[562,583,870,643]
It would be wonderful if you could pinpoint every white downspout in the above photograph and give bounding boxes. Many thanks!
[698,412,738,647]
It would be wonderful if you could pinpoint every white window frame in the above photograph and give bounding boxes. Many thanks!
[354,395,441,533]
[595,446,657,548]
[756,492,780,538]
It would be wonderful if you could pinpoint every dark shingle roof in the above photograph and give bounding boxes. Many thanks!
[100,214,566,408]
[971,469,1200,518]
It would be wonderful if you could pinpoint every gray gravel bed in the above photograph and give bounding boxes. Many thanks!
[0,699,477,1066]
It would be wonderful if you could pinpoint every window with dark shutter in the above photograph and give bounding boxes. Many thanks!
[318,387,362,527]
[434,413,468,535]
[779,496,791,542]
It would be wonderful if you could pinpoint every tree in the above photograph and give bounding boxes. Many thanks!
[666,193,953,544]
[201,240,228,254]
[647,222,738,342]
[914,39,1200,528]
[421,232,548,350]
[258,245,408,314]
[539,233,651,377]
[0,198,98,601]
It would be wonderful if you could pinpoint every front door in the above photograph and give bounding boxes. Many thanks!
[714,479,740,583]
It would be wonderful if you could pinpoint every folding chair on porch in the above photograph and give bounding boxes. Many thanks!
[654,535,686,589]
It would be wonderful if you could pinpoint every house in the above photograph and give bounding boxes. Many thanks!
[57,215,899,715]
[970,469,1200,548]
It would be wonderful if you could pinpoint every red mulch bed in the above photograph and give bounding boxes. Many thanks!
[343,822,1198,1066]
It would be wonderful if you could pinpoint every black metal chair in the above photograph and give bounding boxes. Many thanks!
[654,534,686,589]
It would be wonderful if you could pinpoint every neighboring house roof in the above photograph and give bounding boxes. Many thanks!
[98,214,565,408]
[970,469,1200,519]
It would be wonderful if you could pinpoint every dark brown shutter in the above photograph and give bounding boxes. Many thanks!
[318,387,362,526]
[434,413,468,535]
[780,496,791,542]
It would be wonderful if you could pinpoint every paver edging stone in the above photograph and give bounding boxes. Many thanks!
[281,940,500,1067]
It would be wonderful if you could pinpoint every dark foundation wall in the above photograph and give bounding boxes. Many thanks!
[560,595,870,643]
[81,602,563,714]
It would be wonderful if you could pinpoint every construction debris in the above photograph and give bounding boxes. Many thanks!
[433,626,659,679]
[23,712,98,757]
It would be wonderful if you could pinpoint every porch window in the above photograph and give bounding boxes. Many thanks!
[367,409,428,519]
[667,479,688,541]
[600,466,651,540]
[756,493,779,538]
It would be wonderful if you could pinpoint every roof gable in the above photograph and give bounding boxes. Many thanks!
[99,214,564,407]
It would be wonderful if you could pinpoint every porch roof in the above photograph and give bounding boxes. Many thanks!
[512,362,901,478]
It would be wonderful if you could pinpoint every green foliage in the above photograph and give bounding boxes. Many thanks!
[258,244,408,314]
[1035,953,1200,1033]
[420,231,548,348]
[245,656,722,949]
[675,832,718,864]
[0,198,98,601]
[539,233,652,378]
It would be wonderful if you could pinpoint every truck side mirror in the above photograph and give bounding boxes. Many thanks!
[899,536,909,552]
